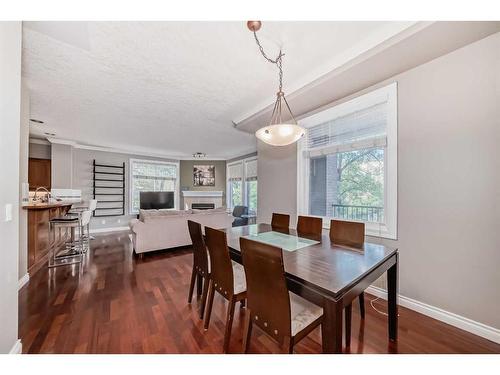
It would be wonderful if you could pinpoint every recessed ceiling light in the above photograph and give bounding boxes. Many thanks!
[30,119,44,124]
[44,132,56,137]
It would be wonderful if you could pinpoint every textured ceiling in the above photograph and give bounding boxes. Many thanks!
[22,21,413,159]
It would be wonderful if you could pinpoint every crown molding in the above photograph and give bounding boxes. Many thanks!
[42,137,252,161]
[29,138,51,145]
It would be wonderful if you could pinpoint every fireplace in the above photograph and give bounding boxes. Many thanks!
[182,190,223,210]
[192,203,215,210]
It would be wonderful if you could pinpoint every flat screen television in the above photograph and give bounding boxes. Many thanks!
[139,191,174,210]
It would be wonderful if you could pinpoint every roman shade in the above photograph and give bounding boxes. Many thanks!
[227,163,243,181]
[245,159,257,181]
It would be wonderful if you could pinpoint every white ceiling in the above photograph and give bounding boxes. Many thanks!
[22,21,415,159]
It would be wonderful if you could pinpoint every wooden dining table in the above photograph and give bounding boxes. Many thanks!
[223,223,399,354]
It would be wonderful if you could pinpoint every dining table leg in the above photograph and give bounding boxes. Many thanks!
[321,297,343,353]
[387,254,398,341]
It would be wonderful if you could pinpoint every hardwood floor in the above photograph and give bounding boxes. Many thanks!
[19,232,500,354]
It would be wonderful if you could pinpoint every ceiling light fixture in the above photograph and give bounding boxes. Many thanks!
[247,21,305,147]
[192,152,206,159]
[30,118,44,124]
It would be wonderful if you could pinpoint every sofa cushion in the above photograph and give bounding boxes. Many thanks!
[140,209,191,221]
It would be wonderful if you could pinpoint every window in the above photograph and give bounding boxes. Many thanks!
[129,159,179,214]
[227,157,258,214]
[245,158,258,213]
[297,83,397,239]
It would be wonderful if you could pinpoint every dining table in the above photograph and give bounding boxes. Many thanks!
[223,223,399,353]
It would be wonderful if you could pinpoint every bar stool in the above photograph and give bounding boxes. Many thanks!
[69,199,97,242]
[48,215,83,268]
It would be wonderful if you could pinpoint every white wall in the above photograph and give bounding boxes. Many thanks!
[257,141,298,227]
[257,32,500,330]
[19,83,30,280]
[51,143,73,189]
[29,142,51,159]
[0,21,22,353]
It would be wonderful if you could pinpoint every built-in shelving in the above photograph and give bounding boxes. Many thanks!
[92,160,125,217]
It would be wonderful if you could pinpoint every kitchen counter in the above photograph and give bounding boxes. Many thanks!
[23,201,80,210]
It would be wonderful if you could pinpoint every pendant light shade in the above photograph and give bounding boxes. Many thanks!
[255,124,305,146]
[255,91,305,146]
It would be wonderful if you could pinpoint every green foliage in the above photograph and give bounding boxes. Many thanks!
[336,148,384,207]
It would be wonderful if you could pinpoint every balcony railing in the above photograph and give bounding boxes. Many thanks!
[332,204,384,223]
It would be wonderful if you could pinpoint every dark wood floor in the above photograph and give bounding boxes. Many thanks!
[19,232,500,354]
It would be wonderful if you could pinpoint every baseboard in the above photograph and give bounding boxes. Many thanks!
[89,226,130,234]
[9,339,22,354]
[366,285,500,344]
[18,273,29,290]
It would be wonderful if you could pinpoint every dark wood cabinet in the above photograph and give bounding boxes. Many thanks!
[28,158,51,190]
[25,203,72,274]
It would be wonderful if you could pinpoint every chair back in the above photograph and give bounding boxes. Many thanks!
[187,220,209,275]
[232,205,248,218]
[81,210,92,227]
[88,199,98,211]
[205,227,234,296]
[240,237,291,342]
[297,215,323,236]
[271,213,290,230]
[329,219,365,248]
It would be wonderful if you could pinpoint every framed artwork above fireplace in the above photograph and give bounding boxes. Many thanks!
[193,165,215,186]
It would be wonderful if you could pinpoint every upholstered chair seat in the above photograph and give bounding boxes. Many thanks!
[232,261,247,294]
[290,293,324,336]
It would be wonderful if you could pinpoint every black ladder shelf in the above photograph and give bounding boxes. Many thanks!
[92,160,125,217]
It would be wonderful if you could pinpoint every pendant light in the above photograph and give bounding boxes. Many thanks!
[247,21,305,146]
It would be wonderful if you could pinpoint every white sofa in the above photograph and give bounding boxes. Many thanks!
[129,208,233,254]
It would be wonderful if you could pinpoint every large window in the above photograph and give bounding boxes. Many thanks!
[227,157,258,213]
[298,83,397,239]
[129,159,179,214]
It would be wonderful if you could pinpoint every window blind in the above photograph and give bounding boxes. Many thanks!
[227,163,243,181]
[245,160,257,181]
[306,101,388,157]
[132,160,177,180]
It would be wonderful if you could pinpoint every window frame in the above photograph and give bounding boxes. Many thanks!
[297,82,398,240]
[129,158,180,214]
[226,156,258,213]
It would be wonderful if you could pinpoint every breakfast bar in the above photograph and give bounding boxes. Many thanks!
[23,202,77,274]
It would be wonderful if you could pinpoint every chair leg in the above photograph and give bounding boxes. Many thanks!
[199,275,209,319]
[345,303,352,348]
[188,267,196,304]
[196,272,203,297]
[283,337,294,354]
[222,297,236,353]
[359,293,365,319]
[203,279,215,330]
[242,310,253,354]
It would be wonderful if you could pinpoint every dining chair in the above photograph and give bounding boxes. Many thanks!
[187,220,210,319]
[271,213,290,230]
[240,237,323,354]
[296,215,323,236]
[203,226,247,353]
[330,219,366,347]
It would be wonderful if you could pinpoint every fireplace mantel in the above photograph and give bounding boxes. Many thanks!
[182,190,224,208]
[182,191,223,197]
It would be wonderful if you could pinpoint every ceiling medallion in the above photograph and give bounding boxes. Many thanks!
[247,21,305,147]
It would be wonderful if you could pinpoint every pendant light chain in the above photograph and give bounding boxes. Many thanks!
[252,31,284,93]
